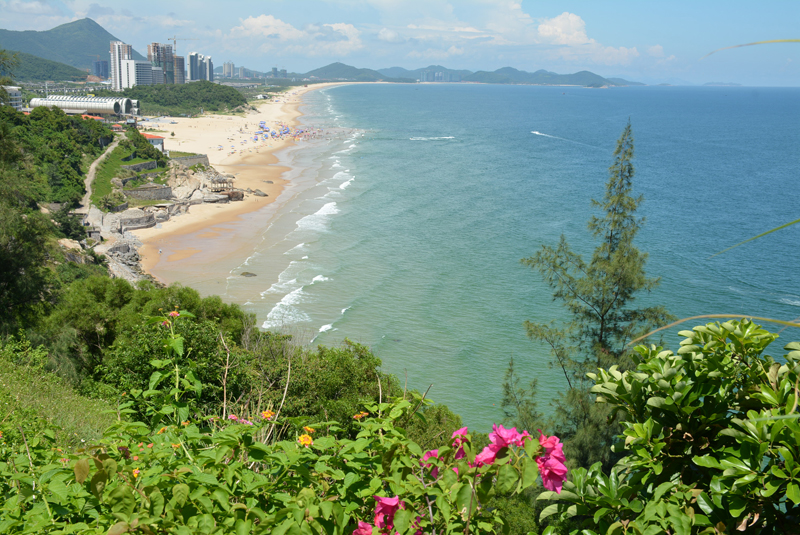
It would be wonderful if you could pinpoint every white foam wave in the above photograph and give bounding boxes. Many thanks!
[318,324,333,333]
[781,298,800,307]
[409,136,455,141]
[340,177,354,189]
[285,242,307,254]
[341,306,351,315]
[312,275,330,283]
[295,202,339,233]
[531,131,555,138]
[261,287,312,330]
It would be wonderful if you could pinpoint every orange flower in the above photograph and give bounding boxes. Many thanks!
[298,434,313,448]
[157,427,167,434]
[303,426,315,434]
[133,468,140,478]
[353,411,369,420]
[171,443,181,449]
[181,421,190,426]
[261,410,275,420]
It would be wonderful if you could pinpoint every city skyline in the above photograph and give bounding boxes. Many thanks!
[0,1,799,86]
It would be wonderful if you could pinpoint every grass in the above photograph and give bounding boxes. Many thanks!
[0,359,117,447]
[168,150,198,158]
[91,147,157,208]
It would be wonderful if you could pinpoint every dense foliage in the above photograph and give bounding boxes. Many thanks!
[95,81,248,116]
[6,51,87,82]
[540,320,800,534]
[0,104,112,203]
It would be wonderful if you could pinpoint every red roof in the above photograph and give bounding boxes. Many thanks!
[81,114,104,121]
[141,133,164,140]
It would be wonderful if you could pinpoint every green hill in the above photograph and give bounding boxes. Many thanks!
[0,18,145,71]
[6,51,87,82]
[464,67,616,86]
[378,65,473,80]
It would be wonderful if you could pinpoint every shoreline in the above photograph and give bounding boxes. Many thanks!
[132,82,352,280]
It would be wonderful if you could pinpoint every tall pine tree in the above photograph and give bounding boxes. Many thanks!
[511,121,673,469]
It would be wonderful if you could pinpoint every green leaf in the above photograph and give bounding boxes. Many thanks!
[148,371,164,392]
[692,456,722,469]
[456,483,475,517]
[539,504,560,520]
[319,500,333,520]
[108,485,136,519]
[90,470,108,501]
[696,492,714,516]
[173,483,190,507]
[496,463,519,494]
[787,482,800,505]
[521,458,539,490]
[74,459,90,484]
[393,508,412,534]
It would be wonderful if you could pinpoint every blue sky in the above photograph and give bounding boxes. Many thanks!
[1,0,799,85]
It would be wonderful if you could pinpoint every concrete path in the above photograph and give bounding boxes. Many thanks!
[75,135,120,214]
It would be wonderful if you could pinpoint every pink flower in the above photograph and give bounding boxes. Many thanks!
[353,521,374,535]
[537,455,568,493]
[536,431,568,493]
[473,444,499,467]
[452,426,468,459]
[489,424,529,449]
[373,495,402,530]
[168,311,180,318]
[228,414,238,421]
[538,432,566,464]
[240,419,253,425]
[161,320,169,327]
[421,449,440,479]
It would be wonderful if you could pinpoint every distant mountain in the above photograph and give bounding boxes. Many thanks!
[377,65,473,80]
[607,77,646,86]
[304,62,413,82]
[703,82,741,87]
[6,51,87,82]
[0,18,145,71]
[464,67,616,87]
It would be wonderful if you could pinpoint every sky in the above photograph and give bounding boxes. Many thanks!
[1,0,799,86]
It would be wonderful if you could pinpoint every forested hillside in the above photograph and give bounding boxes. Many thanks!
[2,51,87,82]
[94,80,248,116]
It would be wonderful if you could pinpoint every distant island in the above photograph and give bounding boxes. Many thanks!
[0,18,646,88]
[703,82,742,87]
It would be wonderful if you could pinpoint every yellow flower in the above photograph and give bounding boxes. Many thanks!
[261,410,275,420]
[171,443,181,449]
[157,427,167,434]
[303,426,315,434]
[353,411,369,420]
[181,421,190,426]
[298,434,313,448]
[133,469,140,478]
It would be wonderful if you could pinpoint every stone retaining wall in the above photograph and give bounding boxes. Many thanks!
[121,160,158,173]
[108,202,129,213]
[170,154,210,167]
[125,185,172,201]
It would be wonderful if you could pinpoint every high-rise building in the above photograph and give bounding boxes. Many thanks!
[188,52,200,81]
[92,60,109,79]
[272,67,278,78]
[121,60,153,89]
[2,86,23,111]
[173,56,185,84]
[204,56,214,81]
[110,41,133,91]
[279,69,287,78]
[147,42,174,84]
[223,61,234,78]
[238,66,246,79]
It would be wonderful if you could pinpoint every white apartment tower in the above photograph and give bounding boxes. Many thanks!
[110,41,133,91]
[204,56,214,81]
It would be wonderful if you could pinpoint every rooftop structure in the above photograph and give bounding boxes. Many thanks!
[30,95,135,115]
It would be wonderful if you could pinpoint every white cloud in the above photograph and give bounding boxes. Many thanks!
[0,0,60,14]
[227,15,363,57]
[377,27,403,43]
[537,12,590,46]
[407,44,463,60]
[648,44,664,57]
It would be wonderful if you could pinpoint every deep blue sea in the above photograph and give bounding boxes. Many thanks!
[224,84,800,430]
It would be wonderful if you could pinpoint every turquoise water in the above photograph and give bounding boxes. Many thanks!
[228,84,800,430]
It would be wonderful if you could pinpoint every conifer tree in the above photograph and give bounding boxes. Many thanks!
[510,121,673,469]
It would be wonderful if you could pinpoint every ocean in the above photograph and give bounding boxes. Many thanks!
[213,83,800,430]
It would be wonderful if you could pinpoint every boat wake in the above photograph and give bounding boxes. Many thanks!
[531,131,601,149]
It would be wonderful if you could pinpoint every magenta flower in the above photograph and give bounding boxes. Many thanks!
[452,426,468,459]
[537,455,568,493]
[421,449,440,479]
[373,495,402,530]
[168,311,180,318]
[489,424,529,448]
[228,414,238,421]
[473,444,499,467]
[538,432,566,464]
[353,521,374,535]
[241,419,253,425]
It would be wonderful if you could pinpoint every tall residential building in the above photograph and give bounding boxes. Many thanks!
[92,60,109,79]
[279,68,287,78]
[238,66,246,79]
[272,67,278,77]
[204,56,214,81]
[188,52,200,81]
[223,61,234,78]
[2,86,23,111]
[110,41,133,91]
[151,66,165,85]
[173,56,185,84]
[147,42,174,84]
[121,60,153,89]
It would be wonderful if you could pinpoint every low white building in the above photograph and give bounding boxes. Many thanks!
[121,60,153,89]
[141,132,165,152]
[2,86,23,111]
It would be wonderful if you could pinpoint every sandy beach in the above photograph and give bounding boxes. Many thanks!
[132,82,349,278]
